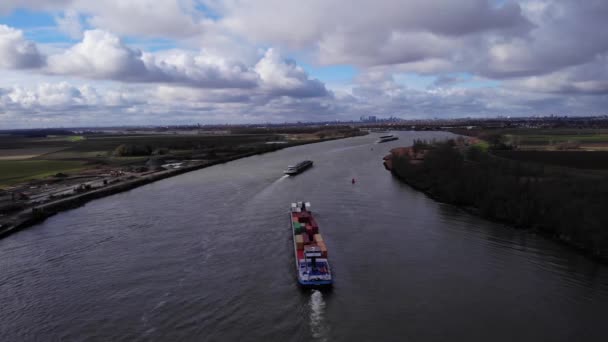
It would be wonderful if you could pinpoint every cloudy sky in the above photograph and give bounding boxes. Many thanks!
[0,0,607,127]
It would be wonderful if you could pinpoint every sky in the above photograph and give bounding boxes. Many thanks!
[0,0,607,128]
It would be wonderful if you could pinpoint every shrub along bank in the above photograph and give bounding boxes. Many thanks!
[388,140,608,261]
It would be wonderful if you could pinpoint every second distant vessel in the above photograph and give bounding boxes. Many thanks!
[284,160,313,175]
[376,134,399,143]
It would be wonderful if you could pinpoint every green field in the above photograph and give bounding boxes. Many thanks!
[0,160,87,188]
[512,134,608,145]
[66,135,85,142]
[494,150,608,170]
[456,128,608,150]
[0,129,362,188]
[451,127,608,170]
[0,133,282,187]
[46,135,85,142]
[472,140,490,151]
[492,129,608,145]
[0,134,277,158]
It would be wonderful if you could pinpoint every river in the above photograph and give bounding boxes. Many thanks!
[1,132,607,341]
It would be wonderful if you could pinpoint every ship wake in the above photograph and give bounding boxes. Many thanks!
[309,290,329,341]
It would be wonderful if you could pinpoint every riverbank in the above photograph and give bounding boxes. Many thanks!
[0,133,364,238]
[0,152,253,237]
[384,141,608,263]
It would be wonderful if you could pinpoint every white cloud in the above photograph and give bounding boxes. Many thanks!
[0,81,330,127]
[1,0,204,38]
[317,30,457,67]
[47,30,147,79]
[0,25,45,69]
[254,49,328,97]
[43,29,259,88]
[79,0,202,38]
[215,0,529,46]
[509,55,608,95]
[144,49,259,88]
[0,0,72,14]
[2,76,607,129]
[5,28,326,95]
[2,0,608,127]
[478,0,608,78]
[1,83,89,115]
[212,0,531,66]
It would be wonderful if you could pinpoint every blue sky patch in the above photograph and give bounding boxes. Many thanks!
[0,9,55,29]
[123,37,179,52]
[0,9,78,43]
[300,63,357,84]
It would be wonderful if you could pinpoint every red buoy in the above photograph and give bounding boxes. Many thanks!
[352,178,356,184]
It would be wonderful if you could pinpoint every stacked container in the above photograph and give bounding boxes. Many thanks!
[293,222,303,234]
[295,234,304,250]
[316,241,328,258]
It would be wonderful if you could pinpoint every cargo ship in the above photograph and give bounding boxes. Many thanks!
[284,160,313,175]
[290,202,332,287]
[376,134,399,143]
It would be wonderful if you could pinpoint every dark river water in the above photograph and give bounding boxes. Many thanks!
[2,132,608,342]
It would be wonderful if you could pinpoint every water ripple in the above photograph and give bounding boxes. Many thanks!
[1,132,607,341]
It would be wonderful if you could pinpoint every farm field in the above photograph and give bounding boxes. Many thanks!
[0,127,363,189]
[0,147,68,160]
[0,160,87,187]
[500,129,608,150]
[0,133,277,188]
[500,130,608,168]
[452,127,608,170]
[493,150,608,170]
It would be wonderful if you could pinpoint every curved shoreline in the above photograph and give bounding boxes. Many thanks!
[0,135,359,238]
[384,149,608,264]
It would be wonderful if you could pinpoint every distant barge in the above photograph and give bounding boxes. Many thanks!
[290,202,333,287]
[376,134,399,143]
[284,160,313,175]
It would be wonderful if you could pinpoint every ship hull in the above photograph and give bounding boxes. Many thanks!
[376,137,399,143]
[284,161,313,175]
[290,203,333,287]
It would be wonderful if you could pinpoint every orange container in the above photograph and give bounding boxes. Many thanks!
[295,234,304,250]
[317,241,328,258]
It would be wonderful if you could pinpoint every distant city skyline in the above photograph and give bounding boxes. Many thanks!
[1,1,608,128]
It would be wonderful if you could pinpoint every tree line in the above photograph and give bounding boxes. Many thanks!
[390,140,608,260]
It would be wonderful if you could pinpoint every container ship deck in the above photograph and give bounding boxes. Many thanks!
[290,202,333,287]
